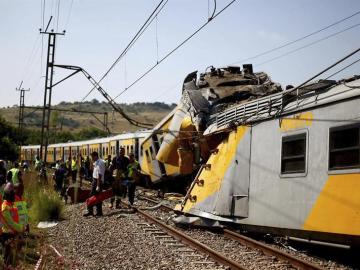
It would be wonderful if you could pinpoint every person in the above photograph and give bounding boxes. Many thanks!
[84,152,105,217]
[126,153,141,206]
[7,162,24,198]
[105,155,112,169]
[109,148,129,209]
[53,160,60,170]
[71,156,78,184]
[7,162,22,185]
[65,156,71,176]
[34,156,42,171]
[0,161,7,186]
[54,163,67,193]
[79,155,85,187]
[0,183,26,267]
[22,161,29,172]
[84,156,91,180]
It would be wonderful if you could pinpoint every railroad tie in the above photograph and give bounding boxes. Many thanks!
[190,261,216,265]
[136,223,150,226]
[154,235,172,239]
[166,243,185,248]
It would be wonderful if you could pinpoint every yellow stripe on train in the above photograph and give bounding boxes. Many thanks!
[303,174,360,235]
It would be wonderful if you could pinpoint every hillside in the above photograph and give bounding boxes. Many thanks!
[0,100,176,135]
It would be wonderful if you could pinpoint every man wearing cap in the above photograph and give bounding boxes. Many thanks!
[84,152,105,217]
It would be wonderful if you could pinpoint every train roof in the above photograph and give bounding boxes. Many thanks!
[43,131,148,148]
[205,76,360,134]
[21,145,40,149]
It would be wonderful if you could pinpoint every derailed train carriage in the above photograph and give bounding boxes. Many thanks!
[20,63,360,246]
[159,65,360,247]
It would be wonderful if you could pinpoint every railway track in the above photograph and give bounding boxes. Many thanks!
[136,194,325,270]
[122,202,243,270]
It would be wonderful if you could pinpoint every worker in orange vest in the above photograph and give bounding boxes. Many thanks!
[0,183,26,267]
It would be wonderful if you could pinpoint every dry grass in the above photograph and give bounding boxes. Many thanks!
[0,105,171,133]
[0,171,64,269]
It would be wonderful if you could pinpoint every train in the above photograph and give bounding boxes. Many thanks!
[21,64,360,247]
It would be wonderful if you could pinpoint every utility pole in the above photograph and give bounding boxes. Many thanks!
[39,16,65,163]
[16,81,30,141]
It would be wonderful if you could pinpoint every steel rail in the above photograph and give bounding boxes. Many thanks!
[137,194,174,212]
[137,194,325,270]
[223,229,325,270]
[133,206,247,270]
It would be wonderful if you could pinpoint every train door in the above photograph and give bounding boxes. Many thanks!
[214,127,252,218]
[151,134,166,176]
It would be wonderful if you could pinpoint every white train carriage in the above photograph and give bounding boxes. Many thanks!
[178,76,360,246]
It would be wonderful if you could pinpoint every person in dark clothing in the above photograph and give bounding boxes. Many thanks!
[54,163,67,193]
[79,155,85,187]
[84,156,91,180]
[109,147,129,209]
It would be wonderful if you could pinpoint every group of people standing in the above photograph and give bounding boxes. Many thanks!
[49,147,141,218]
[84,147,141,217]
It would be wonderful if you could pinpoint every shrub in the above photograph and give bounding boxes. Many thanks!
[24,173,64,223]
[28,187,64,222]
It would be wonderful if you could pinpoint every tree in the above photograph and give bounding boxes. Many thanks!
[0,117,20,161]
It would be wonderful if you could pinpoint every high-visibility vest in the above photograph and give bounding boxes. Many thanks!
[9,168,20,184]
[127,161,139,178]
[1,200,22,234]
[35,159,41,169]
[71,159,77,171]
[14,197,28,227]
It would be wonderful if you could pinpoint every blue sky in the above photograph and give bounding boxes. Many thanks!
[0,0,359,107]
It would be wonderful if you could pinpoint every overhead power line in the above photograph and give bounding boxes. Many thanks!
[114,0,237,100]
[81,0,168,102]
[64,0,74,30]
[231,10,360,65]
[256,22,360,66]
[325,57,360,79]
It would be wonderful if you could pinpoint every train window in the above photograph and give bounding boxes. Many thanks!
[130,145,133,154]
[149,146,156,160]
[281,133,306,174]
[145,150,150,162]
[127,145,129,154]
[140,146,143,156]
[329,125,360,170]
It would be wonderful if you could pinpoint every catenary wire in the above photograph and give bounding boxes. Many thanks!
[80,0,168,102]
[231,10,360,65]
[241,47,360,126]
[64,0,74,30]
[256,23,360,66]
[325,58,360,79]
[113,0,236,100]
[56,0,60,32]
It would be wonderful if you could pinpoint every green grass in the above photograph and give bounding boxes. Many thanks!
[24,171,64,223]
